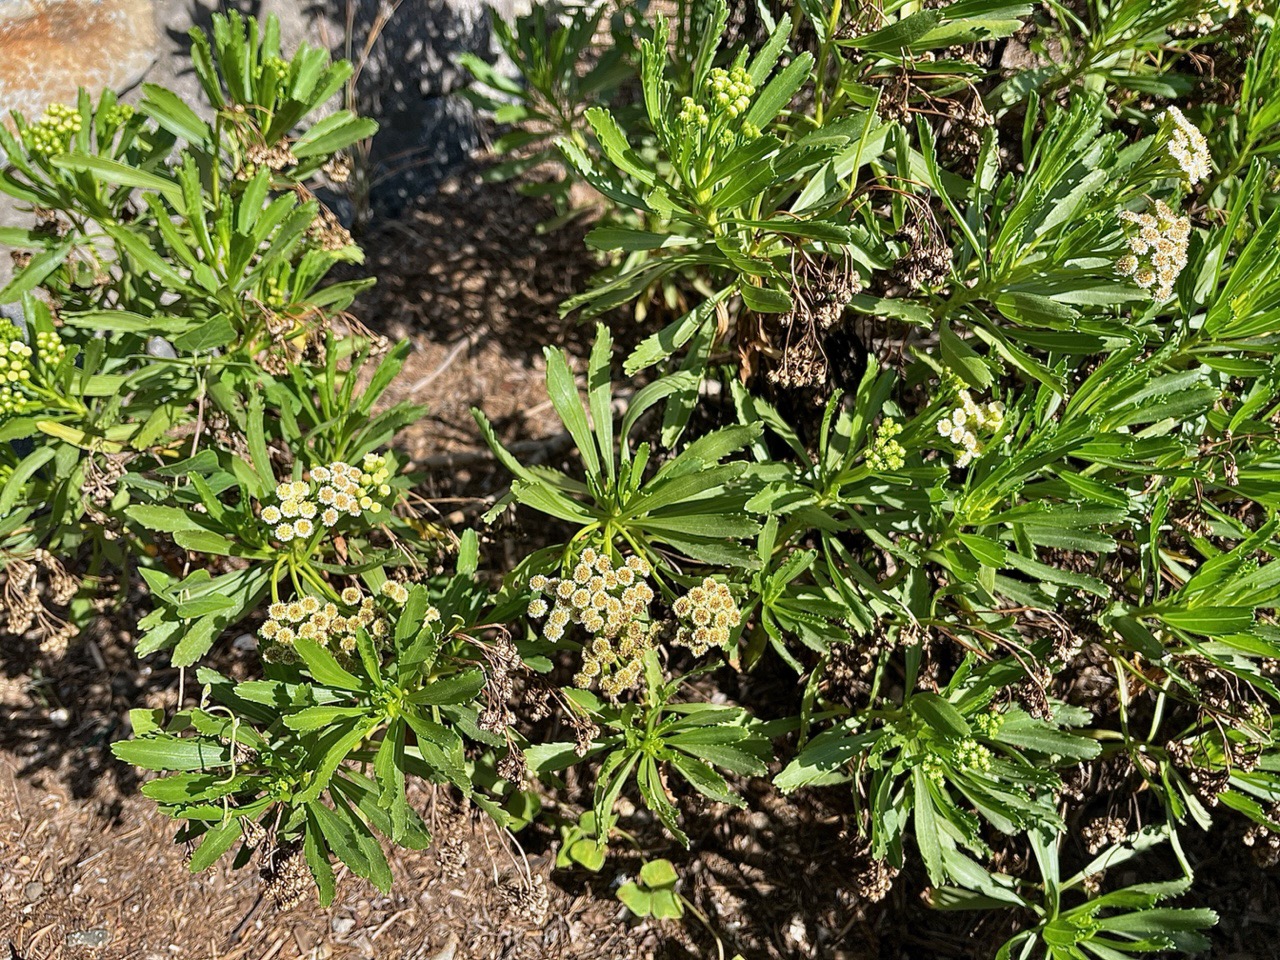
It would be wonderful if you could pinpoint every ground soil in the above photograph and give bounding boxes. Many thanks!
[2,164,1278,960]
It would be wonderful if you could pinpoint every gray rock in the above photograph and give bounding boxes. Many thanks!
[22,879,43,901]
[145,336,176,359]
[0,0,158,122]
[330,914,356,935]
[65,928,113,948]
[0,300,24,329]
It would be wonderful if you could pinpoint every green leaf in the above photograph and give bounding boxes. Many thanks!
[625,286,727,372]
[173,315,238,353]
[112,737,231,772]
[639,858,679,889]
[940,323,993,388]
[912,767,947,884]
[588,324,615,485]
[957,533,1007,568]
[189,818,242,872]
[992,291,1079,328]
[0,241,71,301]
[304,811,338,905]
[50,155,185,209]
[292,111,377,158]
[912,692,971,740]
[617,881,654,917]
[997,712,1100,760]
[407,669,486,706]
[1153,607,1255,636]
[543,346,601,478]
[285,705,370,731]
[295,720,376,804]
[125,505,211,534]
[510,480,596,524]
[740,283,793,313]
[173,530,236,556]
[913,16,1025,49]
[742,52,814,129]
[0,447,53,514]
[294,637,367,691]
[585,227,696,252]
[62,311,199,335]
[585,107,656,185]
[838,10,941,51]
[139,83,213,147]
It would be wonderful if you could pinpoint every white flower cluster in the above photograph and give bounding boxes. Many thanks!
[259,581,432,655]
[527,549,656,699]
[1160,107,1212,185]
[261,587,382,653]
[671,577,741,656]
[1115,200,1191,301]
[261,454,393,543]
[379,579,411,605]
[936,391,1004,467]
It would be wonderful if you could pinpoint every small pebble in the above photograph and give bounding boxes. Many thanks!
[146,337,177,359]
[23,880,43,901]
[66,928,112,948]
[330,915,356,935]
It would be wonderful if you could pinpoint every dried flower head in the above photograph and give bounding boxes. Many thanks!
[245,141,298,173]
[323,153,352,184]
[854,853,899,903]
[766,253,862,393]
[307,206,354,252]
[2,551,79,653]
[890,207,952,292]
[435,835,470,879]
[500,874,550,925]
[262,845,311,911]
[1243,805,1280,869]
[1082,815,1128,854]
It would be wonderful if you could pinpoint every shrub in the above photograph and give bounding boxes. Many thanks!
[4,1,1280,955]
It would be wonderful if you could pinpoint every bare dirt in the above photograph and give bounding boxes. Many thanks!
[2,164,1278,960]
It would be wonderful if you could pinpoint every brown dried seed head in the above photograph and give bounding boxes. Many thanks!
[500,874,550,925]
[434,835,470,879]
[263,846,312,911]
